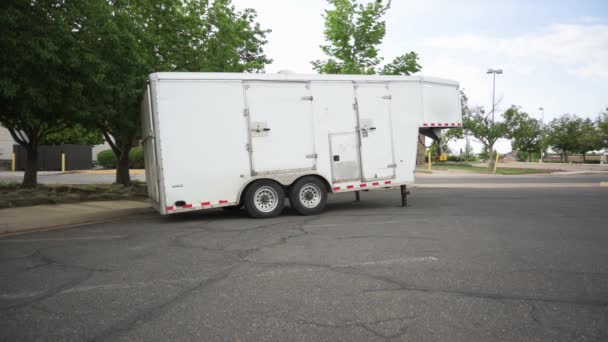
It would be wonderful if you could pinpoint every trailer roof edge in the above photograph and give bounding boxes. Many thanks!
[148,72,459,87]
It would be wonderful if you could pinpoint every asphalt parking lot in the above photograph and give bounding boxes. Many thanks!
[1,187,607,341]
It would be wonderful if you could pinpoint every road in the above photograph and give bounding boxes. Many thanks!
[1,187,607,341]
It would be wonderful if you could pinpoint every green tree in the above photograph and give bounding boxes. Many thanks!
[576,118,599,162]
[546,114,580,162]
[83,0,271,185]
[598,109,608,163]
[462,106,508,168]
[40,125,104,146]
[312,0,420,75]
[0,0,94,187]
[503,106,543,162]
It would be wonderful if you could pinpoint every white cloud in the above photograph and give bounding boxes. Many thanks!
[423,23,608,79]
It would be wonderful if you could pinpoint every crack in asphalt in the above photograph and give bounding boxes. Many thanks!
[362,285,608,308]
[297,314,415,340]
[91,266,236,342]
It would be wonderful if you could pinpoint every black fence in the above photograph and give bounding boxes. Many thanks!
[13,144,92,171]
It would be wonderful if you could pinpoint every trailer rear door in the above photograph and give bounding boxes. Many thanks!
[355,83,395,181]
[245,82,315,175]
[141,83,160,205]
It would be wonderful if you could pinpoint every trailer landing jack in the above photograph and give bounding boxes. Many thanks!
[400,185,410,207]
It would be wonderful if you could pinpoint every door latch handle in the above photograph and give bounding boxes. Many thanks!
[263,128,271,131]
[368,127,376,131]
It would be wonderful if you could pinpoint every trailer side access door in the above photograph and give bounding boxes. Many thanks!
[245,82,315,175]
[355,83,395,181]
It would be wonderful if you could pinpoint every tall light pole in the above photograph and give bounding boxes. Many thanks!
[538,107,544,163]
[486,68,503,124]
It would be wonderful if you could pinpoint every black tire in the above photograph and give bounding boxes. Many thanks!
[244,180,285,219]
[289,176,328,215]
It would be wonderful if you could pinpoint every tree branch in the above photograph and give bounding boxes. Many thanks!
[102,129,120,155]
[7,127,28,146]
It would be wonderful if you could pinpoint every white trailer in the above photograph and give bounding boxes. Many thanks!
[141,72,461,218]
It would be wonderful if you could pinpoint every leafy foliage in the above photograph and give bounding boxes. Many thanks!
[598,108,608,150]
[312,0,420,75]
[503,106,543,162]
[97,147,144,169]
[0,0,97,186]
[546,115,583,162]
[40,125,104,146]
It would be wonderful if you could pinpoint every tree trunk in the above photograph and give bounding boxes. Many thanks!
[564,152,568,162]
[22,145,38,188]
[582,153,586,162]
[487,145,495,170]
[115,150,131,186]
[527,152,532,162]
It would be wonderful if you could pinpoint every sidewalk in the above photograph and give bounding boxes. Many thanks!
[0,200,152,236]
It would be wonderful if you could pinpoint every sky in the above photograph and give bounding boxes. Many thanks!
[233,0,608,153]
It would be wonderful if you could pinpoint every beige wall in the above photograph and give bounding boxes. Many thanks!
[0,126,14,161]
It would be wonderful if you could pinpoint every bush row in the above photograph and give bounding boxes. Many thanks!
[97,147,145,169]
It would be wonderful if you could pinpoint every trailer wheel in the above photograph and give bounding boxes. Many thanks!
[244,180,285,218]
[289,176,327,215]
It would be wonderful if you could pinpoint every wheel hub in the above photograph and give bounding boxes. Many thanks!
[299,184,321,209]
[253,186,279,213]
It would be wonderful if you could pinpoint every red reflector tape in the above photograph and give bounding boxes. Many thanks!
[360,184,367,187]
[384,181,392,185]
[347,185,354,189]
[430,123,435,126]
[332,186,341,191]
[201,202,211,206]
[457,123,462,126]
[219,200,228,204]
[423,123,428,126]
[183,204,193,208]
[437,123,442,126]
[166,206,174,211]
[372,182,380,186]
[445,123,449,126]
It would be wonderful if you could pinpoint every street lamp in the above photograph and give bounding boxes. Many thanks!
[538,107,545,163]
[486,68,503,124]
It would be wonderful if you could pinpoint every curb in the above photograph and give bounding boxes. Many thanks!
[0,201,152,237]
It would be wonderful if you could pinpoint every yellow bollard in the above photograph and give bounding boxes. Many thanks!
[61,153,66,172]
[493,152,500,173]
[427,150,432,171]
[11,153,16,172]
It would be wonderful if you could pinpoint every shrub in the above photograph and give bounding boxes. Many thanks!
[97,147,145,169]
[97,149,116,168]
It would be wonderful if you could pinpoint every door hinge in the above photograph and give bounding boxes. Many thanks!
[301,96,314,101]
[382,95,392,100]
[306,153,317,159]
[245,143,252,152]
[243,108,250,116]
[352,103,358,110]
[387,163,397,168]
